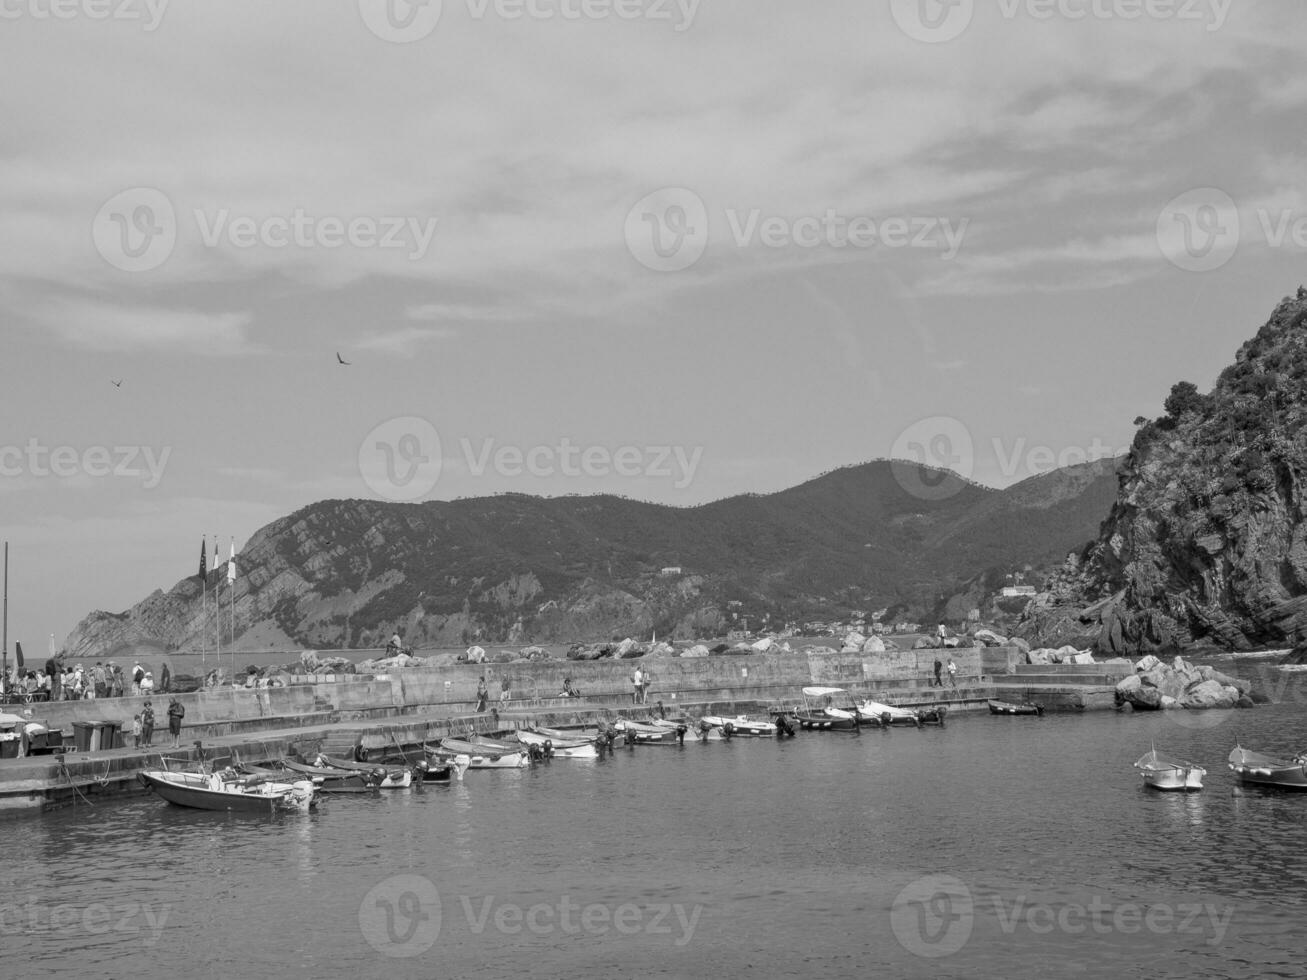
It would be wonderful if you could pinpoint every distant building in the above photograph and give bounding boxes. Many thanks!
[660,566,682,576]
[1000,585,1036,598]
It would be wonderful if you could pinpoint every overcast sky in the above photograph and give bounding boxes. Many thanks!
[2,0,1304,650]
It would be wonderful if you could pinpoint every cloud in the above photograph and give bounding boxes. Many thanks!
[31,300,253,354]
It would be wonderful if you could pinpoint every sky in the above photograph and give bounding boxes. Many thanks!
[2,0,1306,650]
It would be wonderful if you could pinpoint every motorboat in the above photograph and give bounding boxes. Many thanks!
[854,699,920,727]
[793,687,859,731]
[1228,744,1307,789]
[700,715,777,737]
[428,737,527,769]
[139,768,316,813]
[513,729,599,759]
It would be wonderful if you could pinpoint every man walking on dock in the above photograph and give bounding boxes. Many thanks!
[946,658,957,688]
[933,658,943,687]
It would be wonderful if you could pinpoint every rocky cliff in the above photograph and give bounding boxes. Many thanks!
[64,458,1118,658]
[1020,288,1307,653]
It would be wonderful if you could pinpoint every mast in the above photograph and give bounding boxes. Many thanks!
[2,541,7,689]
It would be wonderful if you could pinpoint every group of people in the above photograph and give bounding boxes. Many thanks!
[631,665,653,704]
[2,659,159,702]
[932,656,958,688]
[129,697,186,748]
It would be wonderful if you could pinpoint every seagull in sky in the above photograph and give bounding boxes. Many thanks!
[110,379,123,388]
[336,352,350,365]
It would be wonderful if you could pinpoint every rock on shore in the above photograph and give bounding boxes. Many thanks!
[1114,655,1254,711]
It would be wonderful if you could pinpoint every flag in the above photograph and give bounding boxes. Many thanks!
[228,538,236,583]
[198,538,207,579]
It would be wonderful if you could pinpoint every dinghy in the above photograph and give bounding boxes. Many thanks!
[1134,747,1205,791]
[139,768,316,813]
[794,687,859,731]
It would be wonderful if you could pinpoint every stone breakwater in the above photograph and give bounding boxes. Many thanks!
[1114,655,1256,711]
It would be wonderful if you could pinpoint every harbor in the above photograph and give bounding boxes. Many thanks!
[0,644,1135,814]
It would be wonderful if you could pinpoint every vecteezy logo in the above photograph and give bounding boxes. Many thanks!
[358,416,442,502]
[889,0,974,43]
[624,187,709,272]
[1156,187,1240,273]
[889,416,974,501]
[358,873,442,957]
[358,0,442,43]
[890,874,974,958]
[92,188,177,272]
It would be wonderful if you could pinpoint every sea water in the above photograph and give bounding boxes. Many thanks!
[3,676,1307,980]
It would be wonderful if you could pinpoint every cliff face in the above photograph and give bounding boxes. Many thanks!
[64,459,1120,658]
[1020,289,1307,653]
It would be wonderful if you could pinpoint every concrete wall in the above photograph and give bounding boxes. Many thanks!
[17,646,1008,733]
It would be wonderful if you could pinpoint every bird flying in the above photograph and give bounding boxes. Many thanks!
[336,352,350,365]
[110,379,123,387]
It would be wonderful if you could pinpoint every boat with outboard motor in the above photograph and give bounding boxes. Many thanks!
[853,699,920,727]
[793,687,860,731]
[512,729,599,759]
[315,754,413,787]
[428,736,528,769]
[700,715,777,737]
[1228,744,1307,789]
[613,718,688,744]
[278,758,384,792]
[139,767,317,813]
[1134,746,1205,791]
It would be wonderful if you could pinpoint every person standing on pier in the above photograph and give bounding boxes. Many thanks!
[132,661,144,696]
[946,658,957,688]
[141,701,155,747]
[475,676,488,713]
[933,658,943,687]
[167,697,185,747]
[631,666,644,705]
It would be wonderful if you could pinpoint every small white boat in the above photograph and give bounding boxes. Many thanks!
[1135,747,1205,791]
[854,699,920,727]
[700,715,776,737]
[513,729,599,759]
[429,737,528,769]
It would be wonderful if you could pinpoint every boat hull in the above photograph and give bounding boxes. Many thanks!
[140,770,315,813]
[700,716,777,737]
[988,700,1044,716]
[794,712,858,731]
[430,739,528,768]
[1229,747,1307,789]
[317,756,413,787]
[1140,769,1205,791]
[513,730,599,758]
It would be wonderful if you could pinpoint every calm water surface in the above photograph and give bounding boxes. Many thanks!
[5,672,1307,979]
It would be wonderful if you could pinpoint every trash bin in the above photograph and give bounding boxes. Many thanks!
[0,735,18,759]
[101,723,123,749]
[72,721,95,752]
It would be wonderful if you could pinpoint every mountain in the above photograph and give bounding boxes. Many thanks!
[1019,288,1307,653]
[63,457,1120,658]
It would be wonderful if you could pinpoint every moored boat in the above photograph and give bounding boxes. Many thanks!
[429,737,528,769]
[613,719,686,744]
[316,755,413,788]
[988,699,1044,716]
[700,715,777,737]
[139,768,316,813]
[1134,747,1205,791]
[1228,745,1307,789]
[854,699,920,727]
[280,758,383,792]
[513,729,599,759]
[794,687,860,731]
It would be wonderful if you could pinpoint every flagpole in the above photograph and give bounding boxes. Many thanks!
[201,541,206,664]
